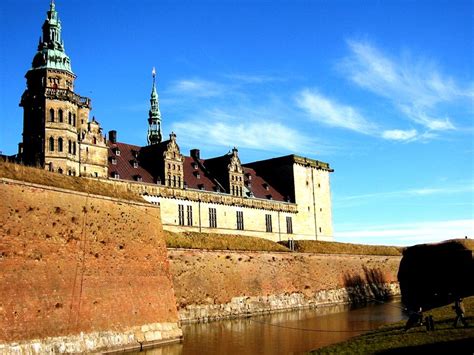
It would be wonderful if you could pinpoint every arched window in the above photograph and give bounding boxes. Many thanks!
[93,137,97,144]
[58,137,63,152]
[58,168,63,174]
[49,137,54,151]
[68,112,72,125]
[58,109,63,123]
[49,109,55,122]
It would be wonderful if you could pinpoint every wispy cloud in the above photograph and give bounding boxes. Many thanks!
[335,219,474,246]
[381,129,418,141]
[341,40,473,134]
[167,79,225,98]
[172,109,323,155]
[295,89,376,134]
[336,182,474,205]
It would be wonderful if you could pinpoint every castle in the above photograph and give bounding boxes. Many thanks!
[17,1,334,242]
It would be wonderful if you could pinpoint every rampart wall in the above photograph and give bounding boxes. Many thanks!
[168,249,401,322]
[0,179,182,353]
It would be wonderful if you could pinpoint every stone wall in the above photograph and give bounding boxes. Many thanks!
[0,179,182,352]
[168,249,401,322]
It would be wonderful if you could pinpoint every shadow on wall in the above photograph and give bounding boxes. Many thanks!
[397,239,474,311]
[343,266,392,304]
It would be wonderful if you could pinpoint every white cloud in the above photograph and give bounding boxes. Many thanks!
[341,40,472,132]
[167,79,225,98]
[335,219,474,246]
[382,129,418,141]
[295,89,376,134]
[172,112,322,155]
[335,182,474,205]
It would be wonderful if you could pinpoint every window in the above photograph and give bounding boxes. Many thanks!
[68,112,72,125]
[187,205,193,226]
[49,109,55,122]
[58,137,63,152]
[93,137,97,145]
[111,157,117,165]
[178,205,185,226]
[73,114,76,126]
[319,227,322,233]
[265,214,272,233]
[112,172,120,179]
[115,148,120,156]
[286,216,293,234]
[236,211,244,230]
[68,140,72,154]
[209,208,217,228]
[132,160,138,168]
[73,142,76,155]
[49,137,54,151]
[58,109,63,123]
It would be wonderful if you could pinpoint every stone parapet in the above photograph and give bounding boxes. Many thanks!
[0,322,182,354]
[179,284,401,323]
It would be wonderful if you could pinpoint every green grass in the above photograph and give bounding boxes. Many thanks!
[279,240,403,256]
[0,161,142,202]
[313,296,474,354]
[164,231,291,252]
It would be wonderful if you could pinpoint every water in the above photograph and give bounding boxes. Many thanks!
[133,300,406,354]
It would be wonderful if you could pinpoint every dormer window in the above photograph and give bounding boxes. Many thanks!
[246,174,252,181]
[132,160,138,168]
[192,162,198,170]
[111,157,117,165]
[131,149,138,158]
[156,177,161,185]
[194,171,200,179]
[134,175,142,182]
[114,148,121,156]
[111,172,120,179]
[263,183,269,191]
[198,184,205,190]
[183,182,188,189]
[266,194,273,200]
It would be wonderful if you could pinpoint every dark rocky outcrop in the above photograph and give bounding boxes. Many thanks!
[398,239,474,310]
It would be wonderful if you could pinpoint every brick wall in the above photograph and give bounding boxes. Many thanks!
[168,249,401,321]
[0,180,179,344]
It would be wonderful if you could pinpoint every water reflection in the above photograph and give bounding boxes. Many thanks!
[130,300,405,354]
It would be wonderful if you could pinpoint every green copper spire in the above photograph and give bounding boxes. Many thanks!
[30,0,73,73]
[147,67,163,145]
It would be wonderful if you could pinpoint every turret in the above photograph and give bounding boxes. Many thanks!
[147,67,163,145]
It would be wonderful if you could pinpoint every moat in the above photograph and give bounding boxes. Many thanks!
[129,299,406,354]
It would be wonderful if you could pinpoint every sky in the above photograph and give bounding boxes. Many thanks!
[0,0,473,246]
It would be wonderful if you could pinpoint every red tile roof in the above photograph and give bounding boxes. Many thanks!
[107,142,154,183]
[107,142,287,201]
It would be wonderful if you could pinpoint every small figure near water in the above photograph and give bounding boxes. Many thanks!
[404,307,423,331]
[453,298,468,328]
[424,315,435,331]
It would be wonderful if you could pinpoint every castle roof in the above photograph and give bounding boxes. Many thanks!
[107,141,287,201]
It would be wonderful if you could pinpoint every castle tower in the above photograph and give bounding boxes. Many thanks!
[147,67,163,145]
[19,1,107,177]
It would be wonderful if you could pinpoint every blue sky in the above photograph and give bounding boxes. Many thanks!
[1,0,473,245]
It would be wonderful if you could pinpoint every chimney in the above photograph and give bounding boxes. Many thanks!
[190,149,200,160]
[108,130,117,144]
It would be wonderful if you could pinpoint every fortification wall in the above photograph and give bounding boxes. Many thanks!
[0,179,181,353]
[168,249,401,322]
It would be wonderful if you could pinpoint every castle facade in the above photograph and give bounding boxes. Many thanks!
[17,1,334,242]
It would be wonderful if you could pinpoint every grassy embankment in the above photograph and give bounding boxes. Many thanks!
[313,296,474,354]
[2,161,403,254]
[0,160,142,202]
[280,240,402,256]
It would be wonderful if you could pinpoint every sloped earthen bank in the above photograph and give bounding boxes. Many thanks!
[0,179,182,353]
[168,249,401,322]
